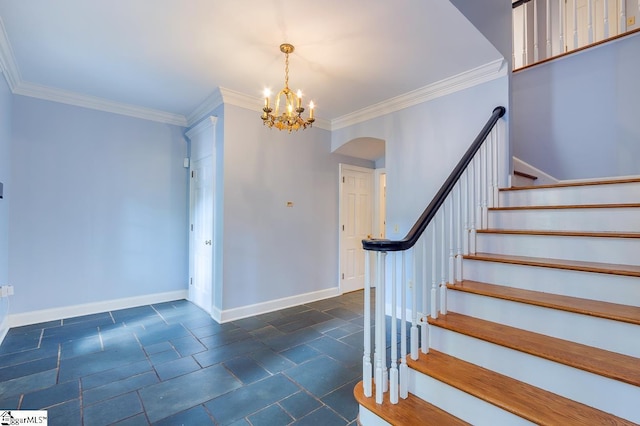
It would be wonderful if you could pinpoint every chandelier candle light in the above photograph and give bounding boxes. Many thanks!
[262,43,315,132]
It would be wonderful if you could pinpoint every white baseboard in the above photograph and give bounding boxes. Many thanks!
[8,290,188,328]
[0,312,9,347]
[214,287,341,324]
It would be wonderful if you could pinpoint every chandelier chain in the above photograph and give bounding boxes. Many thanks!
[284,52,289,90]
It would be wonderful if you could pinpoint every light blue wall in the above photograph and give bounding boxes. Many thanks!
[0,76,11,333]
[333,77,509,239]
[9,96,189,314]
[220,104,373,310]
[513,33,640,180]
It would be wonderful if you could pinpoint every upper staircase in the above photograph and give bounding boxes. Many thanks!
[356,177,640,425]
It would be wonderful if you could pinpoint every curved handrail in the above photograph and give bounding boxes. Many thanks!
[362,106,506,252]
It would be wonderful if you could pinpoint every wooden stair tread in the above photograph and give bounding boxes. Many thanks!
[428,312,640,386]
[490,203,640,211]
[464,252,640,278]
[448,280,640,325]
[501,176,640,191]
[408,350,637,426]
[477,229,640,239]
[353,381,470,426]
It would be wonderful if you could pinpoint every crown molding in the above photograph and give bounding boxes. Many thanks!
[0,17,21,91]
[186,89,224,126]
[331,58,507,131]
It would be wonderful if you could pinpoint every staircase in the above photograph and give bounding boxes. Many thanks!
[356,177,640,425]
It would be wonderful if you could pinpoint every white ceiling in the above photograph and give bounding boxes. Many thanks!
[0,0,502,126]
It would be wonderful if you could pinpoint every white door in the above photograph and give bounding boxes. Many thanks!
[187,117,216,315]
[189,158,213,313]
[340,165,373,293]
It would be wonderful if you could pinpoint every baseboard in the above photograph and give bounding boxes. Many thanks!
[0,311,9,347]
[215,287,341,323]
[8,290,188,328]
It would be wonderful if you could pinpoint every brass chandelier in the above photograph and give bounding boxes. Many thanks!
[261,43,315,132]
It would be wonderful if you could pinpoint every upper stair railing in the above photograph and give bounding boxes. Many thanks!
[513,0,639,70]
[360,106,506,405]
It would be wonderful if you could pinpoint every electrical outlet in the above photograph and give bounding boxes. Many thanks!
[0,286,6,297]
[628,16,636,26]
[7,285,14,296]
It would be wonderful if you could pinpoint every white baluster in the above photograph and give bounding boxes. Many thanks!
[492,129,499,208]
[522,2,529,65]
[603,0,610,38]
[619,0,627,33]
[463,170,469,256]
[421,237,429,354]
[400,251,408,399]
[588,0,594,44]
[448,196,454,284]
[390,254,398,404]
[374,251,386,404]
[470,159,477,254]
[456,183,463,281]
[546,0,552,57]
[533,0,539,62]
[363,251,372,397]
[440,209,447,315]
[560,0,566,52]
[481,143,488,230]
[573,0,579,49]
[431,222,438,320]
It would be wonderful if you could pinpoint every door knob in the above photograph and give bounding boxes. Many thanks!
[205,240,212,245]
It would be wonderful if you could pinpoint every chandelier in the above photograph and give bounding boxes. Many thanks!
[261,43,315,132]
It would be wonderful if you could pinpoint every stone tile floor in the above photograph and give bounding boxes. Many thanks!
[0,290,369,425]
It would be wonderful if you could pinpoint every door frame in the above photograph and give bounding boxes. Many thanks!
[338,164,376,293]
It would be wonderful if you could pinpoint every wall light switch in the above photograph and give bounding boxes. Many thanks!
[628,16,636,26]
[286,201,294,207]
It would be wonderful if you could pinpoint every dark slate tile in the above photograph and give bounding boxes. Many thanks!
[47,399,81,425]
[63,312,113,326]
[320,378,359,422]
[0,396,20,410]
[0,356,58,381]
[20,380,80,409]
[111,305,159,323]
[279,391,322,420]
[248,404,293,426]
[42,321,101,341]
[323,327,351,340]
[139,364,242,423]
[0,370,57,398]
[249,325,285,341]
[153,405,215,426]
[99,327,140,349]
[311,318,350,334]
[135,323,190,347]
[112,413,150,425]
[83,392,143,426]
[264,327,322,352]
[338,330,365,350]
[170,335,206,356]
[204,374,299,425]
[143,341,173,355]
[6,320,60,335]
[280,344,321,364]
[190,322,238,340]
[285,356,359,398]
[223,356,270,384]
[154,356,200,381]
[83,371,159,405]
[249,348,295,374]
[225,419,250,426]
[324,307,361,321]
[58,345,147,382]
[60,334,102,359]
[199,328,251,349]
[148,349,180,365]
[293,406,347,426]
[0,345,58,368]
[232,317,269,331]
[81,359,152,390]
[194,339,266,368]
[307,337,362,368]
[0,329,41,354]
[171,315,218,330]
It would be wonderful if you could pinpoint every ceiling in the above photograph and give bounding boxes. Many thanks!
[0,1,502,127]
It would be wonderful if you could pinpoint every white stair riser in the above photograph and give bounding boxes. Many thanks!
[488,207,640,232]
[462,259,640,306]
[430,327,640,423]
[409,369,535,426]
[476,233,640,266]
[447,291,640,357]
[500,182,640,207]
[358,406,392,426]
